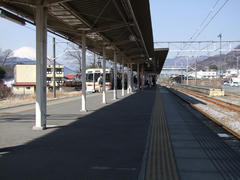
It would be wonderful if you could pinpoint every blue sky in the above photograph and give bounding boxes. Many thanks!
[150,0,240,42]
[0,0,239,60]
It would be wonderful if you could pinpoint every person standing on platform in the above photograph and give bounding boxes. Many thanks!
[97,75,103,93]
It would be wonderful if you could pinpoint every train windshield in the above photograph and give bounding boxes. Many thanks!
[106,73,110,82]
[86,73,93,82]
[86,72,111,82]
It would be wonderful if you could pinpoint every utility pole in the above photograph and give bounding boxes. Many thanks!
[181,68,183,84]
[195,57,197,86]
[186,56,189,85]
[52,37,56,98]
[93,52,96,92]
[218,33,222,76]
[237,56,239,77]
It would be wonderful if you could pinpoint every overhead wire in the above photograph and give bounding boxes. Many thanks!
[176,0,229,58]
[175,0,220,57]
[193,0,230,41]
[189,0,221,40]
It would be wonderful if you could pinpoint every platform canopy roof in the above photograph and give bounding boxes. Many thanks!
[141,48,168,74]
[153,48,169,74]
[0,0,156,64]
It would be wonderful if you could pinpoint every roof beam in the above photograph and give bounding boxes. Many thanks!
[124,0,149,59]
[112,0,141,50]
[91,23,134,33]
[128,54,145,59]
[0,0,72,6]
[114,39,132,46]
[124,48,143,55]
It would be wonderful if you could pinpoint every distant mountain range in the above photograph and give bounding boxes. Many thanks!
[196,45,240,71]
[164,45,240,71]
[164,56,207,67]
[3,57,76,78]
[0,46,77,78]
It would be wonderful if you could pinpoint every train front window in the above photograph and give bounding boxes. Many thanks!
[86,74,93,82]
[95,73,100,82]
[106,73,110,82]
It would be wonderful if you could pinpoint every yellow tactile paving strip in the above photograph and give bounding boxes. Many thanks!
[145,88,179,180]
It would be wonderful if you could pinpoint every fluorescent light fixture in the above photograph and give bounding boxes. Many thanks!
[0,8,25,26]
[106,46,114,50]
[129,34,136,41]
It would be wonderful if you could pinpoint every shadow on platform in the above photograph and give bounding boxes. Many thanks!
[0,89,156,180]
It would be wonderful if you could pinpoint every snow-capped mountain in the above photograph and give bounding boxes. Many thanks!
[3,46,76,78]
[4,57,36,65]
[10,47,36,60]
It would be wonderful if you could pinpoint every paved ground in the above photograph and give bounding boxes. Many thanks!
[0,90,155,180]
[160,86,240,180]
[1,86,240,180]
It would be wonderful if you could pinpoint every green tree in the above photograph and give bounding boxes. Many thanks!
[0,66,6,79]
[86,64,98,69]
[209,64,218,70]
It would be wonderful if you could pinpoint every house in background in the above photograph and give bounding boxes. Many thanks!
[46,64,64,87]
[13,65,36,95]
[223,69,240,78]
[13,64,64,95]
[189,70,217,79]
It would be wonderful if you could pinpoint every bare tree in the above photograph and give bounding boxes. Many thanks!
[65,43,82,73]
[0,49,13,66]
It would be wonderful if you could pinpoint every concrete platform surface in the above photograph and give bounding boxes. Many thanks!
[0,90,155,180]
[1,87,240,180]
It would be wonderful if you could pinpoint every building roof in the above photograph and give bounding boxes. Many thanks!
[0,0,154,64]
[65,73,76,79]
[13,82,50,86]
[13,82,36,86]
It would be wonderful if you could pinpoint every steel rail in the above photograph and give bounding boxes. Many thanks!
[181,89,240,114]
[184,90,240,109]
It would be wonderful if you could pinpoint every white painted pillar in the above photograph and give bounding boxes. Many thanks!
[130,64,133,93]
[137,63,140,91]
[121,57,125,96]
[141,64,144,92]
[127,64,130,94]
[149,75,152,88]
[113,50,117,100]
[102,46,106,104]
[81,34,87,112]
[33,6,47,130]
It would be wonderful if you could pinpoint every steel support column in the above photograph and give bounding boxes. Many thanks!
[121,57,125,96]
[113,50,117,100]
[127,64,130,94]
[81,34,87,111]
[102,46,106,104]
[33,6,47,130]
[52,37,56,98]
[130,64,133,93]
[141,64,144,92]
[137,63,140,91]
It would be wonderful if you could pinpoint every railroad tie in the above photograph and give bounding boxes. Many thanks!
[145,88,179,180]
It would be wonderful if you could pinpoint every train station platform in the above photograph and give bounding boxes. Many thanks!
[0,87,240,180]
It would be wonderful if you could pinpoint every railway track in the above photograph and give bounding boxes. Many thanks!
[179,89,240,114]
